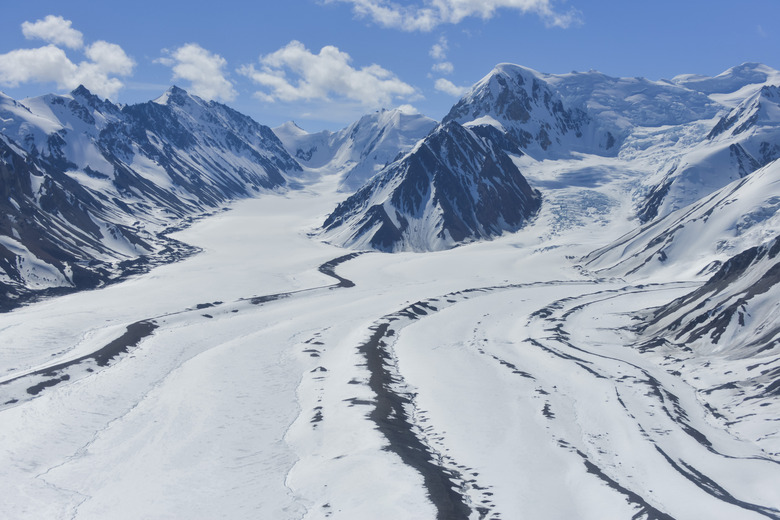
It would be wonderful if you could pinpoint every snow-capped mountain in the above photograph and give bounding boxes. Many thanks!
[4,62,780,520]
[672,62,780,100]
[637,83,780,221]
[320,120,541,252]
[437,62,780,229]
[274,107,437,191]
[584,158,780,280]
[0,85,300,309]
[442,64,614,158]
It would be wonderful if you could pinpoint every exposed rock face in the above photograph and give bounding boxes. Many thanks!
[321,121,541,252]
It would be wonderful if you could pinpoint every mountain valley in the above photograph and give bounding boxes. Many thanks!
[1,62,780,519]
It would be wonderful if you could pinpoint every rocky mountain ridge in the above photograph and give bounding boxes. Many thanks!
[0,85,300,309]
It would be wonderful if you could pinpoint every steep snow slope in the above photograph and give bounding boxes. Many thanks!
[584,159,780,280]
[320,121,541,252]
[274,107,436,191]
[638,85,780,221]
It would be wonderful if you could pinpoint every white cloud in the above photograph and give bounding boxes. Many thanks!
[0,44,134,100]
[430,36,454,75]
[432,61,454,75]
[239,40,419,108]
[21,15,84,49]
[327,0,440,31]
[329,0,581,31]
[396,104,420,115]
[85,41,135,76]
[429,36,448,60]
[0,16,134,99]
[0,46,77,87]
[158,44,236,102]
[434,78,469,97]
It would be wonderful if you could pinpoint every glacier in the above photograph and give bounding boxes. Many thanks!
[1,62,780,519]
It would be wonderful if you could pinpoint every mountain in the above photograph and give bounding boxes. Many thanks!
[0,85,300,309]
[274,107,437,191]
[5,63,780,520]
[583,158,780,280]
[637,83,780,222]
[441,64,612,158]
[320,121,541,252]
[672,62,780,98]
[643,234,780,357]
[545,69,721,132]
[437,62,780,231]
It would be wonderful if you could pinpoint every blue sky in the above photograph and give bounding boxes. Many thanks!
[1,0,778,131]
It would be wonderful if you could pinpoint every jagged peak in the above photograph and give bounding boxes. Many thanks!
[70,85,96,99]
[408,120,479,158]
[456,63,559,109]
[153,85,196,106]
[759,84,780,98]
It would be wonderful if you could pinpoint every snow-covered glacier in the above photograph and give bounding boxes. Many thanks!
[1,62,780,519]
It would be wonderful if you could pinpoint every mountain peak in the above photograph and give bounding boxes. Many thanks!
[708,83,780,139]
[153,85,193,106]
[70,85,96,99]
[321,118,540,252]
[275,120,309,137]
[443,62,598,158]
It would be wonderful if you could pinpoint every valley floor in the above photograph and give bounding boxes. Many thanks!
[1,171,778,519]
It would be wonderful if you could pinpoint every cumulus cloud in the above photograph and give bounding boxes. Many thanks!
[429,36,454,75]
[85,41,135,76]
[328,0,581,31]
[21,15,84,49]
[157,44,236,102]
[434,78,469,97]
[429,36,448,60]
[239,40,419,108]
[396,104,420,114]
[0,35,135,99]
[432,62,454,75]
